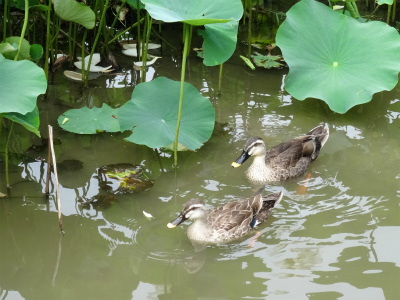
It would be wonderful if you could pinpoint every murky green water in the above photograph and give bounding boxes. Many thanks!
[1,38,400,300]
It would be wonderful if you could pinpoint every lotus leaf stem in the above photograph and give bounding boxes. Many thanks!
[387,5,392,24]
[218,63,223,94]
[366,4,380,22]
[137,0,141,60]
[4,122,13,188]
[86,0,109,83]
[392,0,396,22]
[44,0,52,78]
[247,0,252,58]
[173,23,191,167]
[81,29,87,83]
[3,0,8,42]
[14,0,29,61]
[108,17,145,45]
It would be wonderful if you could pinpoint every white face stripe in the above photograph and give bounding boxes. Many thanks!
[184,204,205,218]
[247,139,264,150]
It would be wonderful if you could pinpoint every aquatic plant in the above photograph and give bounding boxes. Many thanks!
[276,0,400,113]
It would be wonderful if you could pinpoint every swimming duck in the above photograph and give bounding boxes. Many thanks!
[231,125,329,183]
[167,190,283,243]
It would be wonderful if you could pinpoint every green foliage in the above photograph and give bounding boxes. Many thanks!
[29,44,43,61]
[240,55,255,70]
[1,107,40,137]
[123,0,145,9]
[251,52,283,69]
[0,54,47,116]
[276,0,400,113]
[12,0,41,9]
[118,77,215,151]
[53,0,95,29]
[142,0,243,66]
[57,104,120,134]
[4,37,30,60]
[376,0,393,4]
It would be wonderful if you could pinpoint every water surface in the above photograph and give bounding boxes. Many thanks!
[1,38,399,300]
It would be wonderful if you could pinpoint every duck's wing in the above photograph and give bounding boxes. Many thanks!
[266,136,313,168]
[208,195,263,232]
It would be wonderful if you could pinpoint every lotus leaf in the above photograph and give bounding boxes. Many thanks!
[13,0,41,9]
[30,44,43,61]
[57,103,120,134]
[0,107,40,137]
[123,0,145,9]
[251,52,283,69]
[0,54,47,115]
[53,0,95,29]
[376,0,393,4]
[118,77,215,151]
[0,43,16,59]
[5,36,30,60]
[141,0,243,66]
[275,0,400,113]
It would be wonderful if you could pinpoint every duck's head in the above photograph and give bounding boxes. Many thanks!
[167,199,207,228]
[231,137,265,168]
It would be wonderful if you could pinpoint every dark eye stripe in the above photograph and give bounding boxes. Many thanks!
[248,141,263,149]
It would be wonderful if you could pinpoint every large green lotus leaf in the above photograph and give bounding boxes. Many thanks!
[118,77,215,150]
[57,103,120,134]
[53,0,95,29]
[275,0,400,113]
[142,0,243,66]
[0,106,40,137]
[141,0,230,25]
[0,54,47,115]
[201,17,241,66]
[123,0,145,9]
[377,0,393,4]
[12,0,41,9]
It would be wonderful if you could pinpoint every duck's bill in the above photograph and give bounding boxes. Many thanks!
[167,213,186,228]
[231,150,250,168]
[231,161,241,168]
[167,222,177,228]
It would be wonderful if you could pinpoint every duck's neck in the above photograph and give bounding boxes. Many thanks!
[246,155,272,182]
[187,216,212,242]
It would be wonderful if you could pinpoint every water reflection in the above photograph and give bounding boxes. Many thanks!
[1,42,399,300]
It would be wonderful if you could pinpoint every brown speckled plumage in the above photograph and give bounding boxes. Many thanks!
[167,191,283,243]
[233,125,329,183]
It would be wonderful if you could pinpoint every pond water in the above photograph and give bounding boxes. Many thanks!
[1,32,400,300]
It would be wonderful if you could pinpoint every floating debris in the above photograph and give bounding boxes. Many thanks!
[122,43,161,57]
[133,56,161,67]
[143,211,154,220]
[64,70,83,81]
[97,163,154,194]
[74,53,112,72]
[240,55,255,70]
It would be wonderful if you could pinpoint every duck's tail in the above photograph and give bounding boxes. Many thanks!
[308,125,329,147]
[308,125,329,161]
[253,191,283,227]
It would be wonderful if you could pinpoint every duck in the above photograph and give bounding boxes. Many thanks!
[231,125,329,183]
[167,190,283,244]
